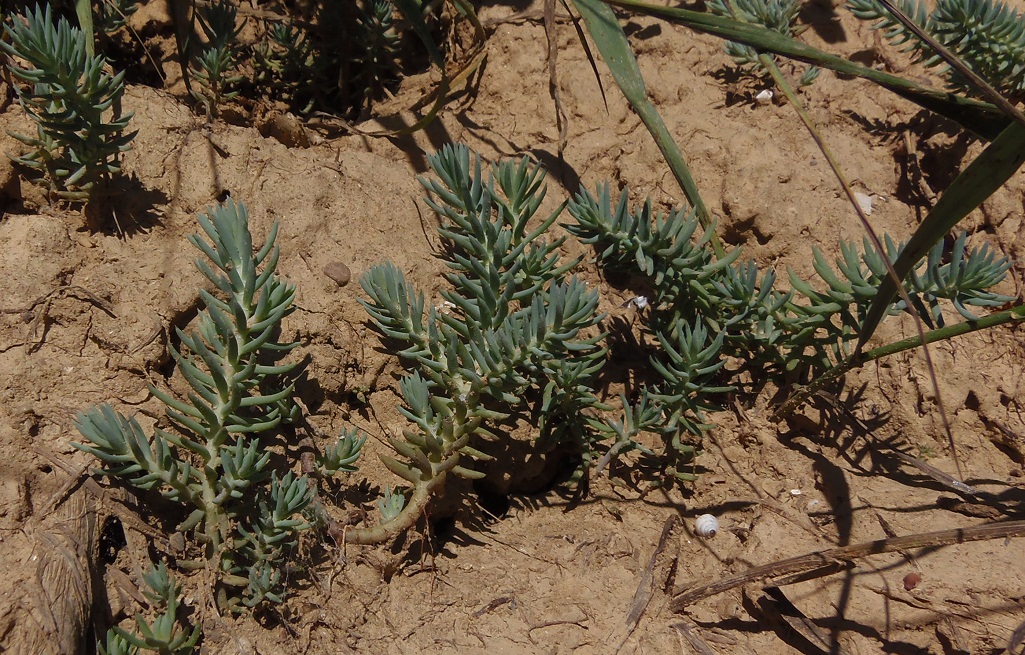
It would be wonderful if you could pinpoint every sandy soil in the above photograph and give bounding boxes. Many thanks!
[1,1,1024,653]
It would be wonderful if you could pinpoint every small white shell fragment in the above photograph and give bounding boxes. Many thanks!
[755,89,773,105]
[620,296,649,310]
[854,191,873,216]
[695,514,719,538]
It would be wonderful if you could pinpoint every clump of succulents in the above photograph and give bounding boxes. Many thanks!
[74,200,360,611]
[847,0,1025,100]
[1,4,136,202]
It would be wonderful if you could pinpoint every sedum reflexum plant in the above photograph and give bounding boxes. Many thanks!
[351,0,403,107]
[97,563,200,655]
[349,144,607,543]
[190,0,244,114]
[0,4,136,201]
[566,183,1014,472]
[74,200,350,610]
[847,0,1025,101]
[353,147,1013,496]
[706,0,820,86]
[253,21,319,114]
[94,0,141,35]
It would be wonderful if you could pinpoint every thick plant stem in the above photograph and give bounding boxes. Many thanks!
[775,303,1025,418]
[337,384,481,545]
[340,471,450,545]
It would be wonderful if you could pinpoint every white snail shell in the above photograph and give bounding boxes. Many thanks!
[695,514,719,538]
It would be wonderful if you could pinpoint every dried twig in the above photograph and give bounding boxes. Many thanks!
[670,620,717,655]
[615,515,678,652]
[750,587,856,655]
[671,520,1025,611]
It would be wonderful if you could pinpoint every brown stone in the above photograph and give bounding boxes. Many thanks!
[324,262,351,287]
[902,572,922,591]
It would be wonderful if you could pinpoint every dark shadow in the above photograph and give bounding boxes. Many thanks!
[156,297,204,380]
[623,21,662,40]
[106,175,168,234]
[90,174,168,237]
[784,386,1025,522]
[473,478,512,521]
[100,28,167,90]
[746,589,842,655]
[847,48,883,70]
[916,127,975,194]
[936,629,971,655]
[478,0,534,14]
[527,147,584,196]
[710,66,769,107]
[747,587,935,655]
[777,428,855,546]
[599,313,661,396]
[799,0,847,45]
[842,109,976,208]
[415,503,493,561]
[351,110,460,174]
[99,516,127,565]
[320,477,383,513]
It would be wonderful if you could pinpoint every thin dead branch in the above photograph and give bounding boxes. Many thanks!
[671,520,1025,611]
[670,619,718,655]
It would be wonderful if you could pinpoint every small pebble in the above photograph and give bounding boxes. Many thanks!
[854,191,873,216]
[903,571,921,591]
[324,262,351,287]
[169,532,186,554]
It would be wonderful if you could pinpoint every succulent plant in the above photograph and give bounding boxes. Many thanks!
[74,200,339,610]
[190,0,244,113]
[847,0,1025,100]
[98,563,201,655]
[566,180,1014,471]
[347,144,607,542]
[0,3,136,201]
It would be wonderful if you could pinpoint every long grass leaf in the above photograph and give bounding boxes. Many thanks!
[858,122,1025,347]
[600,0,1009,139]
[570,0,721,256]
[873,0,1025,128]
[74,0,94,57]
[393,0,444,68]
[167,0,196,98]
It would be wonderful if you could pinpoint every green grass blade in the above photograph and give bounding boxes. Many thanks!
[570,0,721,256]
[858,122,1025,347]
[168,0,196,98]
[778,303,1025,418]
[600,0,1009,139]
[393,0,444,69]
[75,0,94,57]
